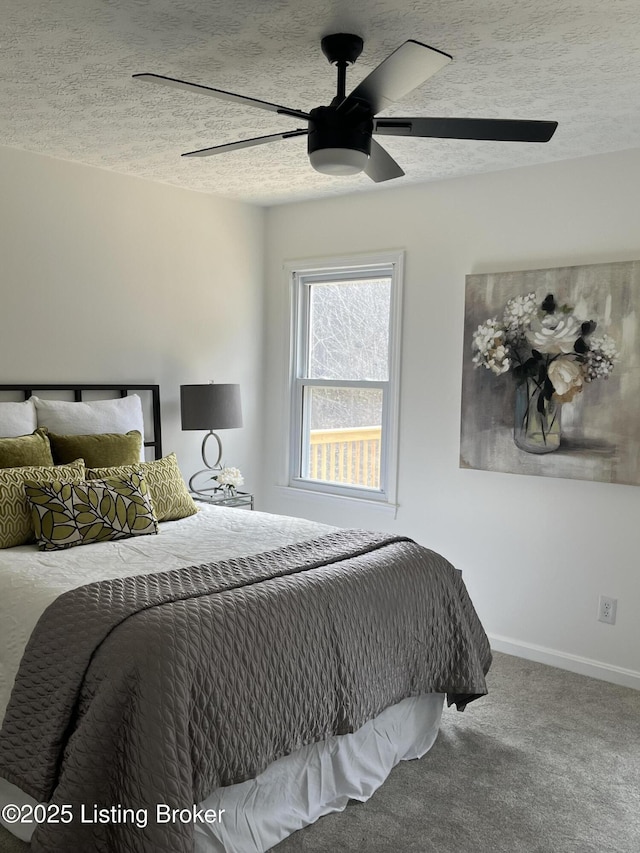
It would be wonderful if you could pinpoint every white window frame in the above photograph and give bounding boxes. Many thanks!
[285,250,404,505]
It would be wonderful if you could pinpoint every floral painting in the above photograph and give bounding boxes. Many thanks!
[460,260,640,485]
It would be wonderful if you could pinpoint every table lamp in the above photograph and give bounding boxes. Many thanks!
[180,382,242,494]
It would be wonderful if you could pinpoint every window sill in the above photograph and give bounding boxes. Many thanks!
[275,485,399,518]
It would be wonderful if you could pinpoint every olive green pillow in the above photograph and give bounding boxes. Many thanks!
[25,471,158,551]
[87,452,198,522]
[0,459,86,548]
[0,428,54,468]
[49,430,142,467]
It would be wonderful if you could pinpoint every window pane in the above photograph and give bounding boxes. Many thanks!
[302,386,383,489]
[308,278,391,380]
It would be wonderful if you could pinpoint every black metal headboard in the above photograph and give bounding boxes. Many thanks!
[0,384,162,460]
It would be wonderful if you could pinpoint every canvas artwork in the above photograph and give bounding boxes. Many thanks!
[460,259,640,486]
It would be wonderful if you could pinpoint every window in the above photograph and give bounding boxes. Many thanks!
[288,252,403,503]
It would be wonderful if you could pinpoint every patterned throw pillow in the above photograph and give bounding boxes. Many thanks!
[0,428,54,468]
[86,453,198,522]
[24,472,158,551]
[0,460,86,549]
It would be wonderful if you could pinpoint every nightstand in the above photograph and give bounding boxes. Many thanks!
[191,491,254,510]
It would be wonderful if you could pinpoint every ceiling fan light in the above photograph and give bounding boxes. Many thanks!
[309,147,368,176]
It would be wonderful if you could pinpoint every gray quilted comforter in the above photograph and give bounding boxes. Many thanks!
[0,530,491,852]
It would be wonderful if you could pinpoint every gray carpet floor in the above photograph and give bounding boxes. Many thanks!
[1,651,638,852]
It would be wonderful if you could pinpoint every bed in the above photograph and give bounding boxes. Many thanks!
[0,383,492,853]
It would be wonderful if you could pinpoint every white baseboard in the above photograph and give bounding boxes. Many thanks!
[488,634,640,691]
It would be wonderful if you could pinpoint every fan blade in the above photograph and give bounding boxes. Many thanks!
[364,139,405,183]
[374,116,558,142]
[182,129,308,158]
[133,73,309,121]
[341,40,451,116]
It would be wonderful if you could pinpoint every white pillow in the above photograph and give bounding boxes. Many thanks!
[0,399,37,437]
[32,394,145,460]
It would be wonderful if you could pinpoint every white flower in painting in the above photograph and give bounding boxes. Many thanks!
[584,334,619,382]
[472,319,511,375]
[503,293,537,342]
[547,356,585,403]
[486,344,511,375]
[215,467,244,489]
[525,313,582,354]
[472,318,501,352]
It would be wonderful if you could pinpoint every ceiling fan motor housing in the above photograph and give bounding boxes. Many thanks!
[307,105,373,158]
[320,33,364,66]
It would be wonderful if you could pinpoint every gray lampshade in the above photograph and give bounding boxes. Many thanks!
[180,384,243,431]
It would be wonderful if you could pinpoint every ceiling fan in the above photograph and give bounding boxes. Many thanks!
[133,33,558,183]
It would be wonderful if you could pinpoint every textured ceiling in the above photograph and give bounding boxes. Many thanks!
[3,0,640,205]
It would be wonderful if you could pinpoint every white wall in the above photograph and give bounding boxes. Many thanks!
[0,145,265,485]
[261,148,640,688]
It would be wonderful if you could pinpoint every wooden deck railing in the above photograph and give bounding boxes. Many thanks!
[308,425,382,488]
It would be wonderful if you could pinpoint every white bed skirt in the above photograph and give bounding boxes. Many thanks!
[1,692,444,851]
[195,692,444,853]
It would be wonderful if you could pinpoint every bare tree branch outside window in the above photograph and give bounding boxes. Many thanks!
[308,279,390,428]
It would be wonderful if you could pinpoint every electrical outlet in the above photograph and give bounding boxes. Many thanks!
[598,595,617,625]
